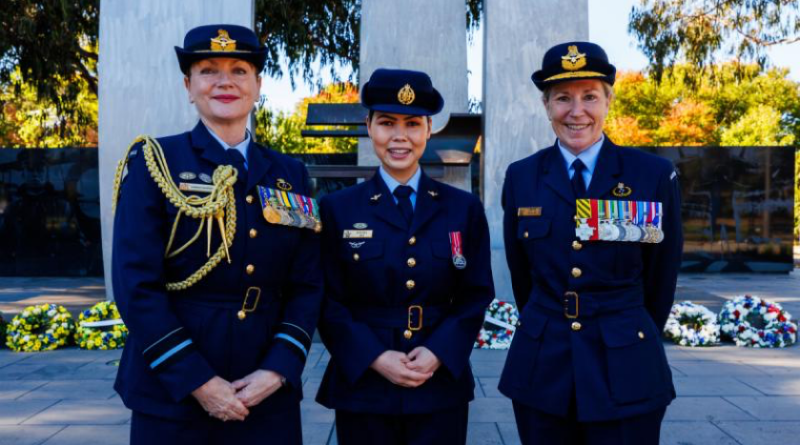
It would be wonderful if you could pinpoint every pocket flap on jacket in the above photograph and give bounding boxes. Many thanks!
[517,218,551,240]
[516,309,548,339]
[598,311,650,348]
[340,241,384,262]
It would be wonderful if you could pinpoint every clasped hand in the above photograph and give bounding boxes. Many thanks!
[192,370,284,422]
[370,346,441,388]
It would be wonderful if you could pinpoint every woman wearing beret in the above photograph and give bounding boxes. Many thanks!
[315,68,495,444]
[499,42,683,444]
[112,24,322,444]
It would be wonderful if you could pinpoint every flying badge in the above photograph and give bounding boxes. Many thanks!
[199,173,213,184]
[353,223,368,229]
[343,230,373,239]
[517,207,542,217]
[276,178,292,191]
[370,194,382,202]
[612,183,632,197]
[449,231,467,269]
[179,182,214,193]
[348,241,366,249]
[428,190,438,198]
[179,172,197,181]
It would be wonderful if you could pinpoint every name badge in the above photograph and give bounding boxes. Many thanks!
[343,230,373,239]
[517,207,542,217]
[179,182,214,194]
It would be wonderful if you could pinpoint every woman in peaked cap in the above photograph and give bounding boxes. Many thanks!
[498,41,683,444]
[315,68,495,445]
[112,24,323,444]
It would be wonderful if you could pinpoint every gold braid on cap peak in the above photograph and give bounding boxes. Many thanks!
[112,136,238,291]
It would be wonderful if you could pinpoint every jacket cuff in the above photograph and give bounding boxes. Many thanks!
[261,341,308,390]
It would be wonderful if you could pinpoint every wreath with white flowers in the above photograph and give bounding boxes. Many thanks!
[75,301,128,350]
[663,301,720,347]
[6,304,75,352]
[475,299,519,350]
[718,295,797,348]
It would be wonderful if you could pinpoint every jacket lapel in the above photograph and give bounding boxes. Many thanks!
[246,141,273,192]
[586,137,623,199]
[366,172,407,231]
[409,172,442,234]
[190,122,228,167]
[541,143,576,205]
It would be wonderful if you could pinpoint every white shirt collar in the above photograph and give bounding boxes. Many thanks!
[379,165,422,195]
[558,135,604,174]
[206,125,251,160]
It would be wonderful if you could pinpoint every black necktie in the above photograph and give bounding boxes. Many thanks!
[393,185,414,224]
[227,149,247,183]
[571,159,587,199]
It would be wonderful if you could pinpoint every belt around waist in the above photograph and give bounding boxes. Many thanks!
[170,287,278,311]
[350,305,449,329]
[532,286,644,318]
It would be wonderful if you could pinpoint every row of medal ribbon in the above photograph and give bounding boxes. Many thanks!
[575,198,664,243]
[257,185,322,233]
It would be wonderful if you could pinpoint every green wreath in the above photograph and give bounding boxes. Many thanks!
[75,301,128,350]
[6,304,75,352]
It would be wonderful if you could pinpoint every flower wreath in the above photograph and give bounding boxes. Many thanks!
[75,301,128,350]
[663,301,720,347]
[718,295,797,348]
[475,299,519,350]
[0,313,7,348]
[6,304,75,352]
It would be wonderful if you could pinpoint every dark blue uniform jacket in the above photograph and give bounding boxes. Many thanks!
[113,122,323,420]
[498,138,682,422]
[315,172,494,414]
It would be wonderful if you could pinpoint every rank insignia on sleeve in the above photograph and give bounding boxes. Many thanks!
[517,207,542,217]
[343,230,373,239]
[257,185,321,232]
[612,183,632,197]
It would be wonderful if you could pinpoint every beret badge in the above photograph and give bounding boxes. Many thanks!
[397,84,416,105]
[210,29,237,52]
[561,45,586,71]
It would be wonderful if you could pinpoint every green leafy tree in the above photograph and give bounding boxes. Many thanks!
[629,0,800,83]
[255,82,359,154]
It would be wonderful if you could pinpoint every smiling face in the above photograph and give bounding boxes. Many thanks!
[367,112,432,183]
[543,79,611,154]
[184,57,261,129]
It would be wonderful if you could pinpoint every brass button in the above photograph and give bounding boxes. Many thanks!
[638,331,645,339]
[406,280,415,290]
[353,253,360,261]
[408,236,417,246]
[524,231,529,238]
[571,267,582,278]
[407,258,417,268]
[246,195,254,204]
[249,229,258,239]
[246,264,255,275]
[572,241,582,251]
[571,321,582,331]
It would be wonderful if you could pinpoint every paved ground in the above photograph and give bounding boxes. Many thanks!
[0,273,798,444]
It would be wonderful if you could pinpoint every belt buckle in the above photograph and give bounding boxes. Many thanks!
[404,305,423,339]
[563,291,579,319]
[238,287,261,321]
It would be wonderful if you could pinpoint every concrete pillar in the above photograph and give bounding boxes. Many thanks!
[483,0,588,301]
[98,0,255,299]
[358,0,470,190]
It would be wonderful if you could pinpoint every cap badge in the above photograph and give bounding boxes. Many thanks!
[397,84,416,105]
[210,29,237,52]
[561,45,586,71]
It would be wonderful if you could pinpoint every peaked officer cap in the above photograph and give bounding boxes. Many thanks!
[531,41,616,91]
[175,24,267,74]
[361,68,444,116]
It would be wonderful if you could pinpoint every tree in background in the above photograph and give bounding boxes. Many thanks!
[255,82,358,154]
[606,63,799,147]
[629,0,800,83]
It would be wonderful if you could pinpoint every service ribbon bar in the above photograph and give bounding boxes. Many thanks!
[256,185,322,233]
[574,198,664,244]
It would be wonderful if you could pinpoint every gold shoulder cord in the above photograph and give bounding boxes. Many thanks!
[112,136,238,291]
